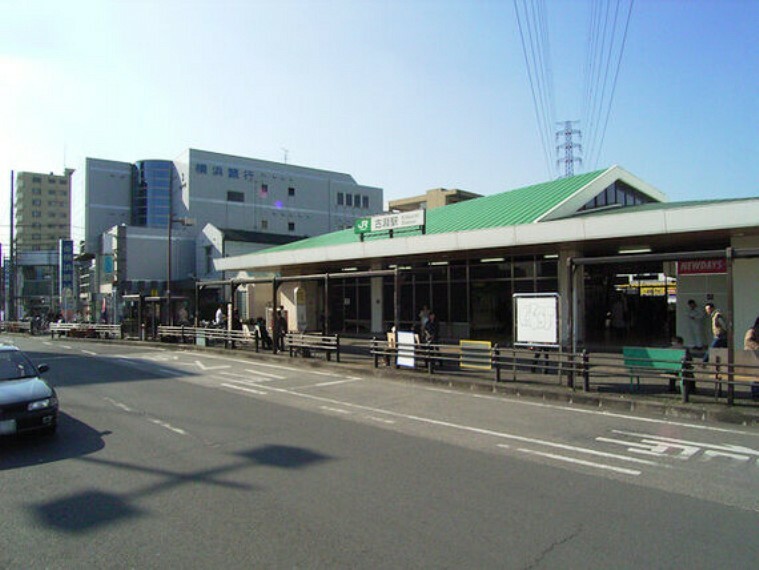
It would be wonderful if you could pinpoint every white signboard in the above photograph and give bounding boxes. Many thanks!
[396,331,417,368]
[372,210,425,232]
[514,293,559,346]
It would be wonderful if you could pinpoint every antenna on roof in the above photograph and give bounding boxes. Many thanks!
[281,148,289,164]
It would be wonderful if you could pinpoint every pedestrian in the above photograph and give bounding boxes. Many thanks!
[744,315,759,351]
[276,307,288,351]
[609,296,626,341]
[418,305,430,332]
[684,299,706,350]
[423,311,441,368]
[214,305,224,327]
[703,302,728,362]
[255,316,272,349]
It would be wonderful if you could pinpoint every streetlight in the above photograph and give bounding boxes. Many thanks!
[167,216,195,326]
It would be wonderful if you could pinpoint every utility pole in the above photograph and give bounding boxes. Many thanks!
[8,170,15,320]
[556,121,582,178]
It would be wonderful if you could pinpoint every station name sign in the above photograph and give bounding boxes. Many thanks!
[354,209,426,235]
[677,259,727,275]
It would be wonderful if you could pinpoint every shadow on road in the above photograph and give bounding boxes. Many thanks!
[26,444,333,534]
[0,412,109,470]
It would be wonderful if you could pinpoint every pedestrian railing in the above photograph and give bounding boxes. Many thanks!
[5,319,756,407]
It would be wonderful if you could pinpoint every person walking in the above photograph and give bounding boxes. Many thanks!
[685,299,706,349]
[703,302,728,362]
[423,311,441,368]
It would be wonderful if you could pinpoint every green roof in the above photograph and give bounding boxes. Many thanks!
[260,169,608,255]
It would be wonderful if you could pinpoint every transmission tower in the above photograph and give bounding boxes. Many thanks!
[556,120,582,178]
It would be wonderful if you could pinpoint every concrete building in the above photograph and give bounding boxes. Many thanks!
[15,169,73,252]
[389,188,481,212]
[73,149,383,323]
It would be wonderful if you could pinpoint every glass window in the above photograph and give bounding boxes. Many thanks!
[260,184,269,197]
[32,211,41,218]
[260,219,268,230]
[362,196,369,209]
[288,222,295,232]
[32,176,41,183]
[337,192,344,206]
[288,187,295,196]
[346,194,353,207]
[195,163,207,174]
[32,188,41,195]
[32,199,41,206]
[227,191,245,203]
[354,194,361,208]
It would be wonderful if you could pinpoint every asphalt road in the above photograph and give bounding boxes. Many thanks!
[2,335,758,569]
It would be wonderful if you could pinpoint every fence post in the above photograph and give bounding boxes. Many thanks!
[494,343,501,383]
[681,355,690,403]
[567,351,574,388]
[427,342,434,375]
[582,349,590,392]
[335,334,341,363]
[372,337,379,368]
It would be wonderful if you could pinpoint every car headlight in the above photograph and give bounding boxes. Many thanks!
[28,397,58,411]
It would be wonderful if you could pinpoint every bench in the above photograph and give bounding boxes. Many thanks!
[622,347,687,392]
[286,333,340,362]
[709,348,759,404]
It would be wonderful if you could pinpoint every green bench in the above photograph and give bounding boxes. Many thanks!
[622,347,687,392]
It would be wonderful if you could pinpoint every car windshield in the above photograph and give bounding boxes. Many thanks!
[0,351,38,381]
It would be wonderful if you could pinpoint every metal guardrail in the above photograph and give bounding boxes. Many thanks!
[369,338,758,406]
[49,323,123,339]
[3,319,755,406]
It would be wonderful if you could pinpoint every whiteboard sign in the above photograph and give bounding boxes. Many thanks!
[396,331,417,368]
[514,293,559,346]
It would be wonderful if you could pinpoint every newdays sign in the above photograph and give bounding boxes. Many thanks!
[354,209,426,235]
[677,259,727,275]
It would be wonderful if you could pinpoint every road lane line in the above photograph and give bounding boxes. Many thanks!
[320,406,352,415]
[149,418,187,435]
[81,349,97,356]
[221,383,267,395]
[300,378,362,389]
[240,382,655,464]
[104,397,133,413]
[516,448,642,476]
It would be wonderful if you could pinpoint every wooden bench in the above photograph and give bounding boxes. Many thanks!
[286,333,340,362]
[622,347,687,392]
[709,348,759,404]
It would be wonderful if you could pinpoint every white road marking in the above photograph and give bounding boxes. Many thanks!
[221,383,267,395]
[243,369,287,379]
[104,397,133,413]
[300,378,362,389]
[516,448,642,476]
[81,350,97,356]
[496,442,658,466]
[447,388,759,437]
[367,416,396,425]
[320,406,352,415]
[60,345,72,350]
[235,382,658,471]
[192,360,230,371]
[149,418,187,435]
[610,430,759,456]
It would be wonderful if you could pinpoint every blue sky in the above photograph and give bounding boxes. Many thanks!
[1,0,757,248]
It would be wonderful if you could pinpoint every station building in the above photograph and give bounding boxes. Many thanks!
[214,166,759,351]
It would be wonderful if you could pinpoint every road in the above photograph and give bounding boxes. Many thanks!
[2,335,758,568]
